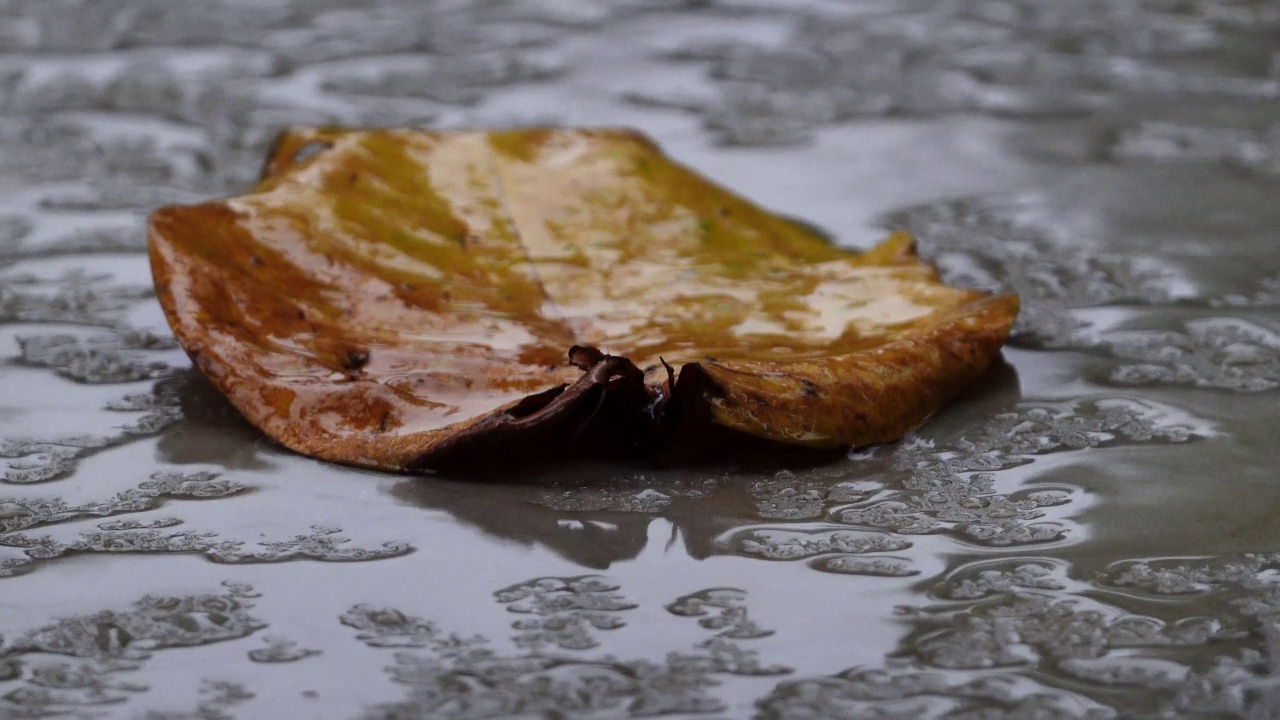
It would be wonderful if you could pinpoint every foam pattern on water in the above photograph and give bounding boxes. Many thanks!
[0,582,262,715]
[348,580,790,719]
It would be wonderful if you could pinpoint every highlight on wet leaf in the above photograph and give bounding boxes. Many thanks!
[148,127,1019,472]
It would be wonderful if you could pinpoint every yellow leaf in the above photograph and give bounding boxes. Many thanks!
[149,127,1018,471]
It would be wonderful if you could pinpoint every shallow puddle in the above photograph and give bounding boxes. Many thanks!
[2,1,1279,718]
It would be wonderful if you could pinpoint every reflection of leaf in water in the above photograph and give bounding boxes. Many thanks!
[150,127,1017,472]
[152,369,274,472]
[391,392,1206,576]
[390,477,656,570]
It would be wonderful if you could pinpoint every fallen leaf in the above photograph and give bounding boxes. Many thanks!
[149,127,1018,472]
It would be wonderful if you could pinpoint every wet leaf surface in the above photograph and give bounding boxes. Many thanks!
[149,128,1018,472]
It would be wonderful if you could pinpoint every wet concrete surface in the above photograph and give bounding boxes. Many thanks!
[1,1,1279,717]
